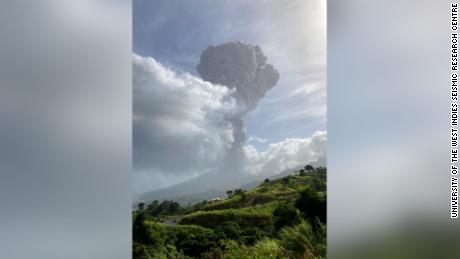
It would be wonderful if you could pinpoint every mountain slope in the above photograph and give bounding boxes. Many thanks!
[139,171,263,204]
[138,165,313,205]
[133,166,327,259]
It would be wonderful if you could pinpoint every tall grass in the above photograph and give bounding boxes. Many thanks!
[179,206,275,228]
[280,220,326,259]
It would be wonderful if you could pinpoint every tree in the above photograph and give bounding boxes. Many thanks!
[264,178,270,183]
[312,177,325,191]
[299,169,306,176]
[133,212,149,243]
[226,190,233,198]
[147,200,159,211]
[234,189,244,195]
[214,222,242,241]
[282,176,290,184]
[295,187,326,224]
[315,167,327,176]
[304,165,315,172]
[137,202,145,210]
[145,200,180,217]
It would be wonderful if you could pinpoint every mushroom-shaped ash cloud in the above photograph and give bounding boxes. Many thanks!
[197,42,279,111]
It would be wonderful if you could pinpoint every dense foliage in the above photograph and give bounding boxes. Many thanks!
[133,165,327,258]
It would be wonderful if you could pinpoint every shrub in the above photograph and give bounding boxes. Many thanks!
[280,221,326,259]
[140,221,217,258]
[202,193,277,211]
[312,177,326,191]
[282,176,290,184]
[252,238,287,258]
[295,187,326,224]
[133,242,187,259]
[217,238,287,258]
[179,208,274,228]
[170,225,217,257]
[138,202,145,210]
[274,202,300,229]
[133,212,150,243]
[226,190,233,198]
[214,222,242,241]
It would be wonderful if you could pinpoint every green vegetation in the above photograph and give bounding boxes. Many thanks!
[180,205,275,228]
[133,165,327,259]
[145,200,181,217]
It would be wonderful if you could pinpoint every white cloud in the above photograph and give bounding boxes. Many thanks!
[265,105,327,125]
[251,81,327,126]
[243,131,326,176]
[247,135,268,144]
[265,81,325,104]
[133,54,238,193]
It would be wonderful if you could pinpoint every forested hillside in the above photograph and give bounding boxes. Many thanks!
[133,166,327,259]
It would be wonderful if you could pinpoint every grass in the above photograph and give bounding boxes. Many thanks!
[201,175,316,212]
[179,203,278,228]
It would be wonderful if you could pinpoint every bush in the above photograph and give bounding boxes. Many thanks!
[216,238,287,258]
[252,238,287,258]
[170,225,217,257]
[139,221,218,258]
[295,187,326,224]
[133,242,187,259]
[133,212,150,243]
[214,222,242,241]
[202,193,277,211]
[240,225,271,245]
[274,202,300,229]
[280,221,326,259]
[179,208,274,228]
[312,177,326,191]
[282,176,290,184]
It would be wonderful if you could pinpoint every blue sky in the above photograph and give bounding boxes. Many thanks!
[134,0,326,151]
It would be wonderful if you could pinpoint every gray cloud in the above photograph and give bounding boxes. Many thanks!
[197,42,279,111]
[196,42,280,174]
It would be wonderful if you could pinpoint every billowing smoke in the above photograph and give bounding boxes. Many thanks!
[197,42,279,164]
[197,42,279,172]
[197,42,279,112]
[134,43,324,195]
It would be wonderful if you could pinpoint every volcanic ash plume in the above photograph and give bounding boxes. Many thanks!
[197,42,279,112]
[197,42,279,174]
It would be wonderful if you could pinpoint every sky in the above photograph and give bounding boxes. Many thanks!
[133,0,326,196]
